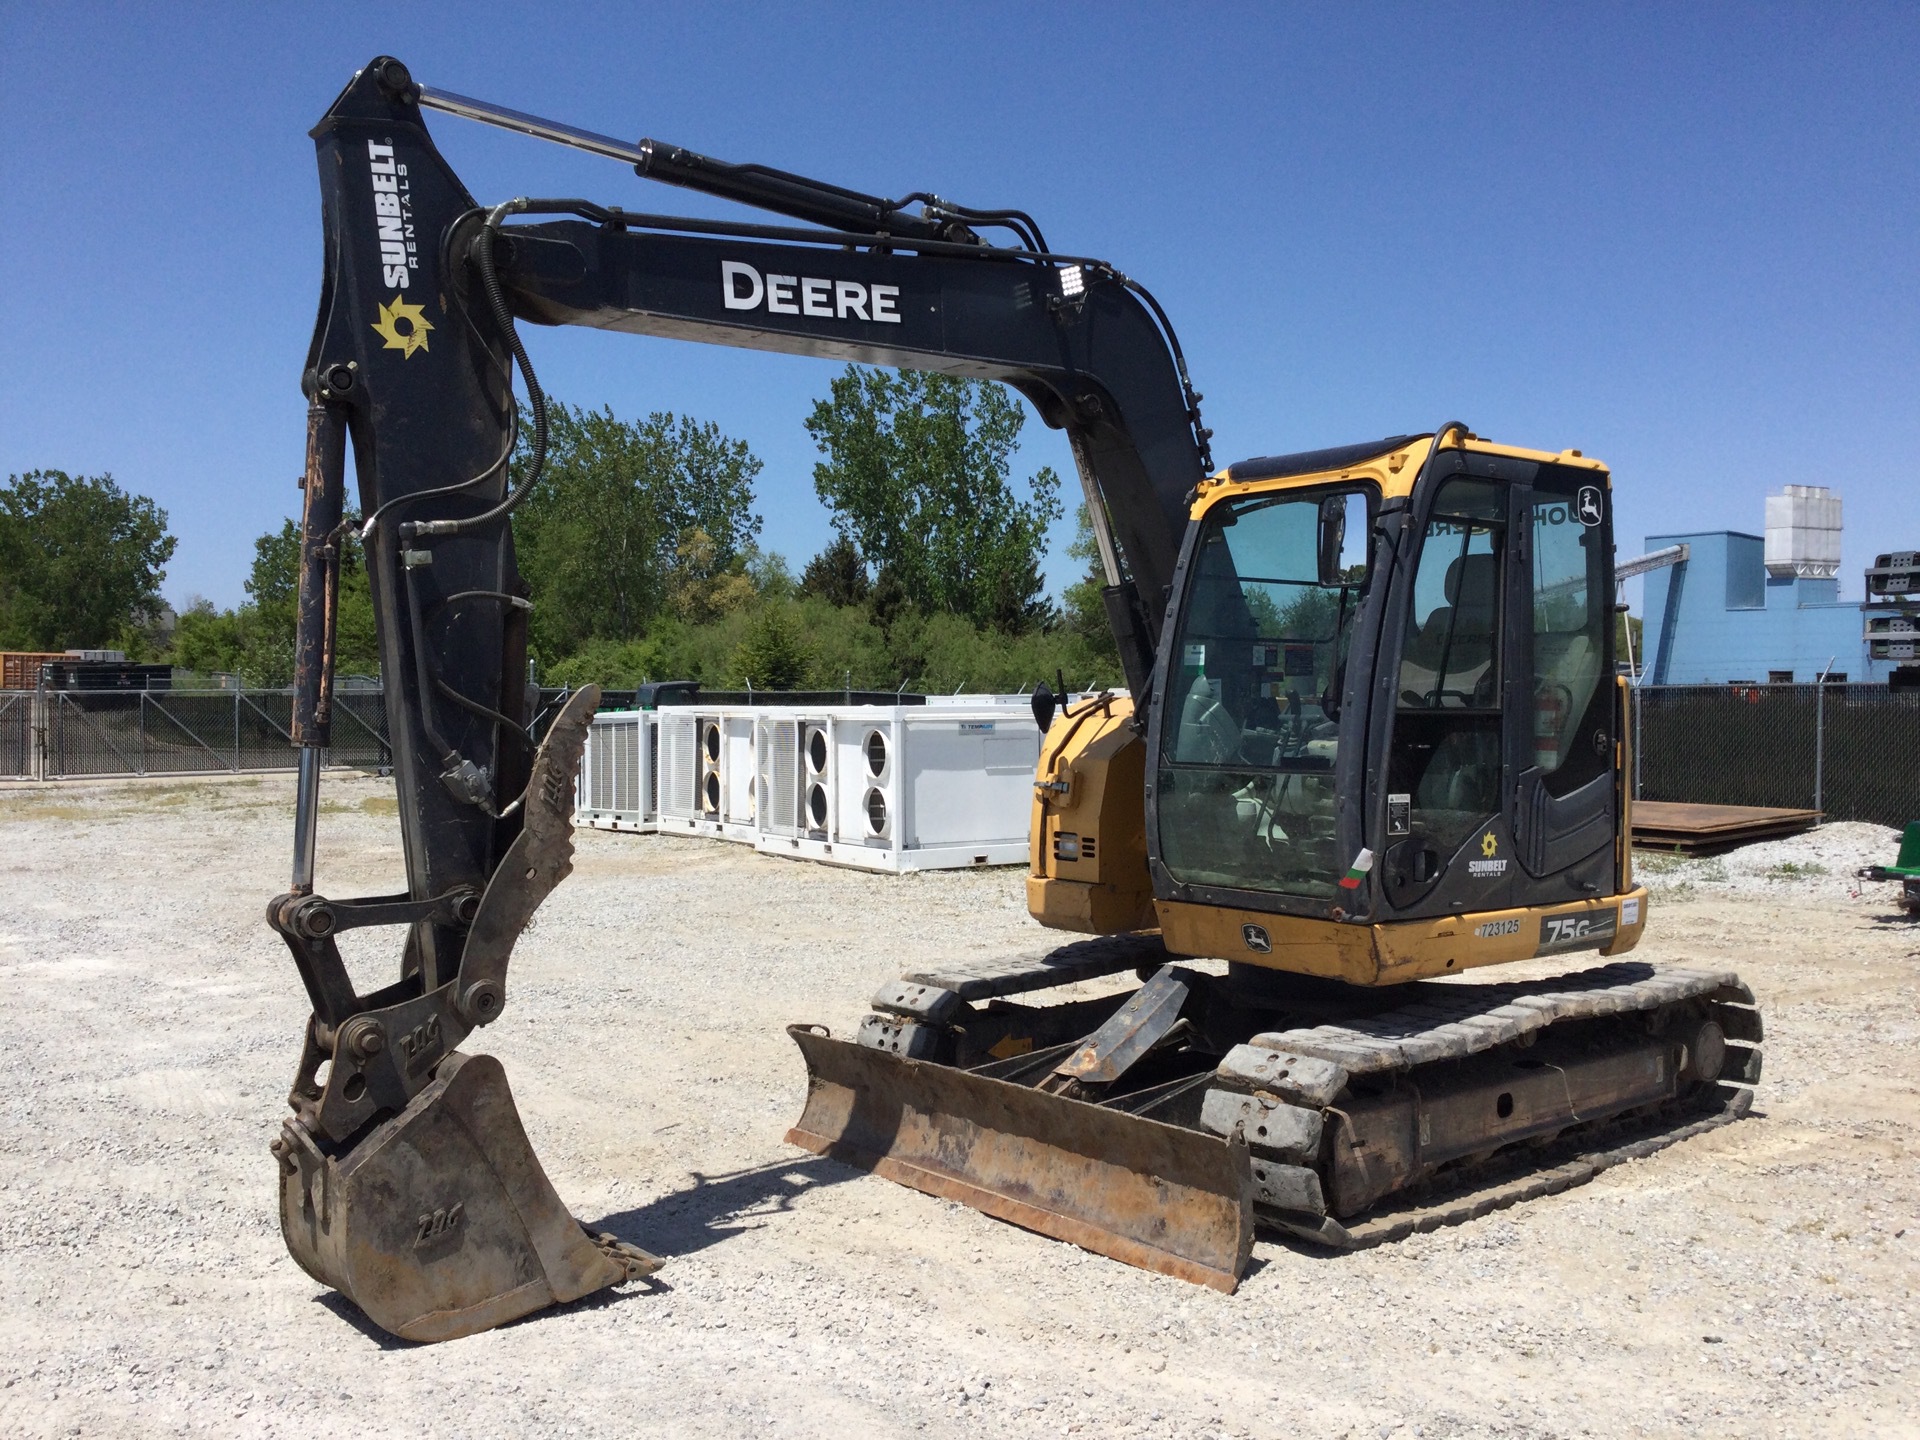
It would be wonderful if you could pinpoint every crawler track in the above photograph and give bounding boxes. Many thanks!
[1280,1083,1751,1250]
[1208,963,1762,1242]
[791,950,1761,1287]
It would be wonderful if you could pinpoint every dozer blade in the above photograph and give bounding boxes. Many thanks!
[277,1051,659,1343]
[785,1025,1254,1292]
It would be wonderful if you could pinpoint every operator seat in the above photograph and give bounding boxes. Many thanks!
[1401,552,1500,706]
[1177,673,1242,764]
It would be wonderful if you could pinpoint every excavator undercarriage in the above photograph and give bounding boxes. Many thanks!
[790,939,1760,1289]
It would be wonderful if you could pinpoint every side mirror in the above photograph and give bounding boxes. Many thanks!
[1319,491,1369,587]
[1317,495,1348,587]
[1030,681,1057,733]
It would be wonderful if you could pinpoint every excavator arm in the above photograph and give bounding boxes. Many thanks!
[271,55,1211,1341]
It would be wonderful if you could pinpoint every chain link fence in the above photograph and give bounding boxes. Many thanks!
[0,689,392,779]
[1634,683,1920,827]
[0,691,31,778]
[0,686,588,781]
[8,682,1916,828]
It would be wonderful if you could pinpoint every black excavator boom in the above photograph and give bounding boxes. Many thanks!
[271,56,1214,1340]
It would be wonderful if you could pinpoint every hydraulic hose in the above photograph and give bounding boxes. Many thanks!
[400,200,549,542]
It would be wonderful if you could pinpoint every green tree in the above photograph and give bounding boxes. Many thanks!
[746,547,796,601]
[510,402,763,659]
[732,603,813,689]
[1061,504,1121,672]
[804,367,1061,632]
[169,598,253,677]
[666,530,757,624]
[797,536,870,607]
[0,470,176,650]
[170,518,378,686]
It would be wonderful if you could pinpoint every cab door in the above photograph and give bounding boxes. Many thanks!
[1377,468,1518,914]
[1375,454,1617,918]
[1507,469,1618,901]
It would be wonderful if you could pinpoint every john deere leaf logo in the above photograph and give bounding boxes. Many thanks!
[1481,832,1499,858]
[371,295,433,358]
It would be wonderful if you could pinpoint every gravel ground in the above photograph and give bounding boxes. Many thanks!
[0,772,1916,1439]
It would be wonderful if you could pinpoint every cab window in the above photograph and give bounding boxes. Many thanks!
[1389,478,1507,856]
[1156,488,1370,897]
[1529,480,1610,793]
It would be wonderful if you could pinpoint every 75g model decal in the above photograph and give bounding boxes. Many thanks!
[1536,909,1619,955]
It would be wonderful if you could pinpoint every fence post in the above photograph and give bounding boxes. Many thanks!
[1632,682,1643,800]
[32,676,46,781]
[1814,681,1826,816]
[234,687,241,770]
[139,692,148,776]
[1814,656,1835,817]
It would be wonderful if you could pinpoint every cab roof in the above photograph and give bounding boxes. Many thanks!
[1223,435,1422,484]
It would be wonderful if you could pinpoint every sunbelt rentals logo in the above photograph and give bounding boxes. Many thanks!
[365,140,430,358]
[366,141,417,288]
[1468,830,1508,878]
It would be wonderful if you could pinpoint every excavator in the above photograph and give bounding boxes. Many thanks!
[270,57,1764,1341]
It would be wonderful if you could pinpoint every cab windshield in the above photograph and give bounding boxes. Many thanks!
[1157,488,1371,898]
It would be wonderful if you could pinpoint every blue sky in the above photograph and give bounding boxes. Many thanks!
[2,4,1914,614]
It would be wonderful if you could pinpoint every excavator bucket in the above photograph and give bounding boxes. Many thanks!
[785,1025,1254,1291]
[277,1051,659,1343]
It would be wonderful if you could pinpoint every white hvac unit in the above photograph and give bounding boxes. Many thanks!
[648,709,755,839]
[575,710,654,831]
[577,693,1051,872]
[752,696,1042,872]
[833,716,898,851]
[719,711,759,841]
[752,718,798,840]
[653,709,713,835]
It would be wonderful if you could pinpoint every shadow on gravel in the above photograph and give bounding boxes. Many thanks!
[301,1158,857,1345]
[314,1291,419,1350]
[589,1155,860,1259]
[315,1267,668,1345]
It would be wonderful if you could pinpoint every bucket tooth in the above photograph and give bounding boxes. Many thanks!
[785,1024,1253,1292]
[275,1051,650,1343]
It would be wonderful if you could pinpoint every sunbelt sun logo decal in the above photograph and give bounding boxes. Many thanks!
[363,140,429,357]
[372,295,433,358]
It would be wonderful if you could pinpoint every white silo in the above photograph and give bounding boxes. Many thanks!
[1763,484,1842,579]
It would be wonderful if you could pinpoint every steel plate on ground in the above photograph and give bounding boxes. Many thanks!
[784,1024,1253,1291]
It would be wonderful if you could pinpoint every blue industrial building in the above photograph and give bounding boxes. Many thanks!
[1638,531,1893,684]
